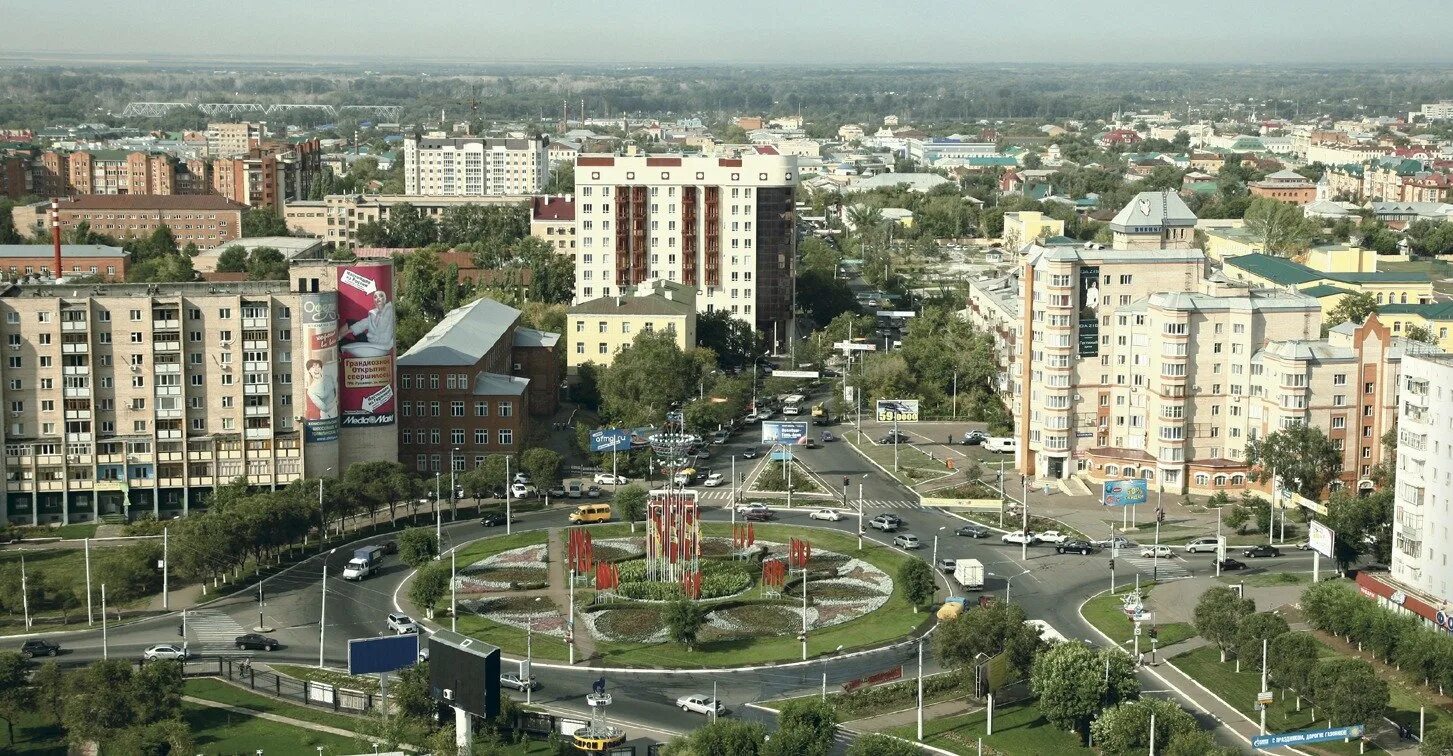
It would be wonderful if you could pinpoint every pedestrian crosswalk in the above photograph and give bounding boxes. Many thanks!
[691,489,921,510]
[186,609,248,656]
[1118,555,1192,581]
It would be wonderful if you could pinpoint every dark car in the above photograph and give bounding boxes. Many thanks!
[1217,558,1248,571]
[955,524,989,538]
[1242,545,1282,558]
[876,513,905,528]
[548,486,567,498]
[480,512,509,527]
[382,540,399,555]
[937,558,958,572]
[744,509,774,522]
[879,432,910,444]
[962,430,986,445]
[586,485,603,498]
[742,447,761,459]
[1055,539,1097,555]
[20,639,59,658]
[234,633,279,651]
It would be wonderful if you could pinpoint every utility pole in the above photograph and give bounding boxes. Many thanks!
[1020,476,1029,561]
[857,482,865,551]
[916,637,925,741]
[450,447,459,523]
[451,549,458,633]
[318,563,327,668]
[84,537,93,626]
[20,555,30,629]
[162,526,169,610]
[1259,637,1269,735]
[1149,712,1156,756]
[506,456,513,535]
[893,417,900,471]
[435,472,442,555]
[101,583,108,660]
[801,568,809,661]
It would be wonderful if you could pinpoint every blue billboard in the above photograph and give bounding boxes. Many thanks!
[590,428,633,453]
[762,421,809,444]
[1101,479,1148,507]
[1253,724,1364,749]
[347,633,420,675]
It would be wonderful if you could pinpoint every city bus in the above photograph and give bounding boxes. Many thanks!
[781,394,807,415]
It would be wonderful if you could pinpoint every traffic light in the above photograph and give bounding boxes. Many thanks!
[1149,626,1159,639]
[1108,559,1115,571]
[1156,507,1165,524]
[843,476,850,488]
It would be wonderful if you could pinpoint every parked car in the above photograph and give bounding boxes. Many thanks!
[513,473,531,485]
[703,472,725,487]
[736,502,770,515]
[143,644,189,661]
[1185,537,1222,554]
[809,508,843,521]
[742,447,762,459]
[566,482,583,498]
[868,514,900,532]
[480,512,509,527]
[1140,545,1174,559]
[676,694,724,715]
[1216,558,1248,571]
[937,558,958,572]
[547,486,567,498]
[893,534,922,549]
[962,430,986,445]
[387,613,421,635]
[500,672,540,691]
[594,473,628,485]
[20,639,59,658]
[1037,530,1070,545]
[510,482,535,499]
[983,436,1016,453]
[1243,545,1282,558]
[234,633,279,651]
[879,432,911,444]
[1001,530,1038,545]
[955,523,989,538]
[1056,539,1097,555]
[744,509,774,522]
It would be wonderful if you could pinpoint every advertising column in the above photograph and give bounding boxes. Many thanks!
[300,292,341,479]
[335,261,399,468]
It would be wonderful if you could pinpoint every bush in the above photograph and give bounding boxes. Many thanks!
[613,560,752,600]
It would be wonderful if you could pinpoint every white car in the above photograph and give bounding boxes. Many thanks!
[513,473,531,485]
[1037,530,1069,545]
[500,672,539,691]
[703,473,725,487]
[1001,530,1039,545]
[676,694,724,715]
[594,473,628,485]
[387,613,421,635]
[143,643,189,661]
[809,508,842,522]
[1185,537,1222,554]
[736,502,769,515]
[510,482,535,499]
[893,534,922,549]
[1140,545,1174,559]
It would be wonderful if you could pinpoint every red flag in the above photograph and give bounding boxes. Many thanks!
[747,523,755,546]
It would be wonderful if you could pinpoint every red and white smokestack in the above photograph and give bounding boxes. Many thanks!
[49,198,61,280]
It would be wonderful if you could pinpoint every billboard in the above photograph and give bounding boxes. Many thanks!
[1078,265,1100,357]
[336,262,396,427]
[1253,725,1365,749]
[761,421,809,444]
[590,429,633,453]
[428,630,502,719]
[347,633,420,676]
[773,370,821,379]
[876,399,919,422]
[300,294,340,443]
[1308,520,1335,558]
[1102,479,1148,507]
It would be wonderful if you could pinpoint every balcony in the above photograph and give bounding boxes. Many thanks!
[155,409,182,419]
[244,361,268,373]
[64,410,91,421]
[242,317,268,329]
[1404,406,1428,425]
[244,384,270,396]
[153,341,180,352]
[244,427,273,440]
[61,320,88,332]
[244,405,271,417]
[63,366,89,376]
[243,340,268,351]
[154,386,181,397]
[153,319,180,330]
[156,430,182,440]
[157,451,183,462]
[154,363,180,374]
[61,342,88,354]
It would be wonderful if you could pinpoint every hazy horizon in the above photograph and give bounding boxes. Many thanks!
[6,0,1453,66]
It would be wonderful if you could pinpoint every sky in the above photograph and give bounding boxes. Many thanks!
[6,0,1453,66]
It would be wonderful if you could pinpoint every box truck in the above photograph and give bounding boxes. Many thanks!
[953,558,985,591]
[342,544,385,580]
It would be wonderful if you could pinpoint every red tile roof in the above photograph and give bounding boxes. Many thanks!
[532,195,576,222]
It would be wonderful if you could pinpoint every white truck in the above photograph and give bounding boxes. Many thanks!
[342,545,385,581]
[953,558,985,591]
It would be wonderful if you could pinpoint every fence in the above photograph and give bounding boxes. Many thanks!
[180,657,385,716]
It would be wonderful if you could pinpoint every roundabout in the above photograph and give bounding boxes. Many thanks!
[425,519,925,669]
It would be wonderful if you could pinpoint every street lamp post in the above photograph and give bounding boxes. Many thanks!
[449,447,459,522]
[857,481,865,551]
[434,472,442,557]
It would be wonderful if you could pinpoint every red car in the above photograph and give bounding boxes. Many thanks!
[744,509,774,522]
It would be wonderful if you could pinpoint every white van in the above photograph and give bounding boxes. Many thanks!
[984,437,1017,453]
[781,394,806,415]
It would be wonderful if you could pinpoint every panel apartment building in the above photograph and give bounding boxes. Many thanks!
[989,191,1425,494]
[571,149,798,348]
[403,134,549,196]
[1380,354,1453,617]
[0,265,398,525]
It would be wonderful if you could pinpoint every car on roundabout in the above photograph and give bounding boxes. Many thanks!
[736,502,769,515]
[744,509,773,522]
[1037,530,1070,545]
[676,694,725,715]
[387,613,421,635]
[1243,545,1282,558]
[703,472,725,487]
[234,633,279,651]
[1140,545,1174,559]
[1185,537,1222,554]
[892,534,922,549]
[1001,530,1038,545]
[955,523,989,538]
[143,644,190,661]
[742,447,761,460]
[1216,557,1248,571]
[809,508,842,521]
[594,473,628,485]
[1056,539,1097,555]
[480,512,510,527]
[500,672,540,691]
[20,639,60,658]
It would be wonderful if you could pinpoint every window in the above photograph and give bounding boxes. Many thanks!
[1331,416,1346,429]
[475,401,488,417]
[451,401,464,417]
[1333,373,1347,386]
[401,375,412,390]
[499,429,514,446]
[498,402,513,418]
[402,430,413,444]
[451,429,465,445]
[474,429,487,444]
[430,402,440,417]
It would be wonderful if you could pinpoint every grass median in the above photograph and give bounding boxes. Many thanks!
[884,698,1092,755]
[184,677,366,732]
[182,701,360,754]
[1080,587,1196,648]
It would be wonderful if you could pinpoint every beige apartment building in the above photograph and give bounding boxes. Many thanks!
[284,194,529,247]
[566,281,697,373]
[403,134,549,196]
[206,122,263,158]
[531,195,577,254]
[0,267,397,525]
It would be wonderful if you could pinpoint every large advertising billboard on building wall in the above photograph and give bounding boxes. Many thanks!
[336,263,396,427]
[1078,265,1101,358]
[300,294,340,443]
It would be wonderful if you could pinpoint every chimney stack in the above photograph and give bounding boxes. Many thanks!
[50,198,61,279]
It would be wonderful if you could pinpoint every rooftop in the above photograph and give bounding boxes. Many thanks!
[1225,253,1430,286]
[50,194,248,212]
[532,195,576,222]
[568,291,695,318]
[0,244,127,259]
[1146,288,1318,313]
[845,172,952,193]
[397,297,522,367]
[1108,191,1197,231]
[513,327,560,349]
[473,372,529,397]
[2,280,292,299]
[1025,243,1204,266]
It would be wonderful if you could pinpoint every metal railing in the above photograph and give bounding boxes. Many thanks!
[180,657,381,715]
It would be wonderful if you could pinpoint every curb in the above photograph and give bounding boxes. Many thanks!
[1077,588,1311,756]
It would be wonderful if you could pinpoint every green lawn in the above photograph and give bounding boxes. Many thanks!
[767,672,966,719]
[17,522,102,540]
[1216,571,1311,588]
[455,522,921,667]
[184,677,367,732]
[451,528,549,565]
[3,708,66,755]
[844,433,953,485]
[183,702,361,754]
[267,664,381,693]
[885,698,1092,755]
[1081,589,1196,648]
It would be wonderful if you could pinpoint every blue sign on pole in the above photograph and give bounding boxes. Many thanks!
[590,429,633,453]
[1252,724,1365,749]
[762,421,809,444]
[1101,479,1148,507]
[347,634,420,675]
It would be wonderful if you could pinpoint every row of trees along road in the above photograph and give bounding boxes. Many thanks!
[0,655,191,752]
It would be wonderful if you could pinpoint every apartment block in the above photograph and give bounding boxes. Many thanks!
[396,298,560,475]
[1384,354,1453,611]
[207,139,322,214]
[0,244,129,282]
[206,122,263,157]
[13,195,246,247]
[0,267,400,525]
[403,134,549,196]
[566,280,697,373]
[572,149,798,347]
[531,194,577,254]
[296,194,529,248]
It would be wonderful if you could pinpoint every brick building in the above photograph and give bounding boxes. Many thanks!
[395,298,560,475]
[0,244,129,281]
[13,195,247,247]
[531,194,576,254]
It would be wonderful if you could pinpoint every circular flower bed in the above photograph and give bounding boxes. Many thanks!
[459,596,566,637]
[611,559,754,601]
[457,543,548,592]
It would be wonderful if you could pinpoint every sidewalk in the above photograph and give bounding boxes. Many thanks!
[546,527,599,664]
[182,695,376,742]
